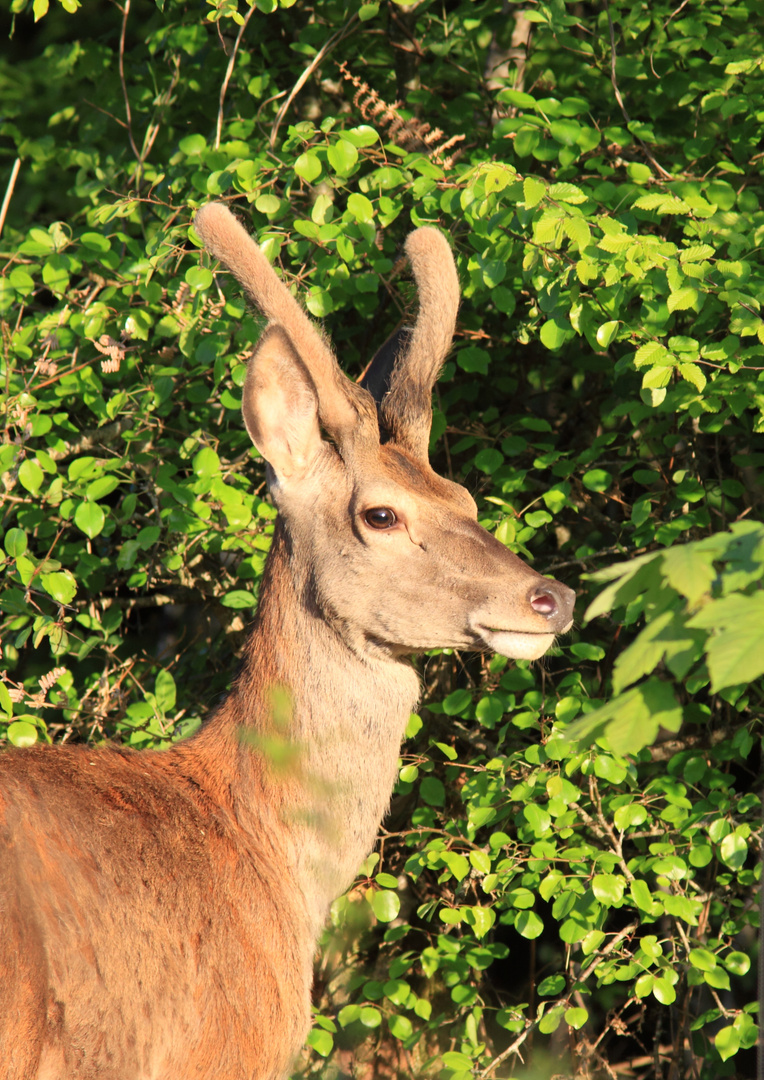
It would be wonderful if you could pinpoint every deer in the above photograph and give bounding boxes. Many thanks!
[0,202,575,1080]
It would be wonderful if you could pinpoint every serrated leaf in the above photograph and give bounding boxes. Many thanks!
[667,286,699,312]
[567,678,682,755]
[633,342,670,368]
[678,362,706,391]
[660,543,716,605]
[523,177,545,207]
[563,216,592,250]
[689,593,764,691]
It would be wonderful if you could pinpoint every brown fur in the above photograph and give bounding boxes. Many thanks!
[0,206,575,1079]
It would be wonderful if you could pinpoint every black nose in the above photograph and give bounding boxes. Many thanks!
[528,581,576,626]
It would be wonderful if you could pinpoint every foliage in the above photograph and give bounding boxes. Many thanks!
[1,0,762,1077]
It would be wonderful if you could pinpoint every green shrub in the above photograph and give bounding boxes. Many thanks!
[1,1,761,1076]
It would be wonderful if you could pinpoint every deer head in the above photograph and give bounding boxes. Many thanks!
[193,203,574,663]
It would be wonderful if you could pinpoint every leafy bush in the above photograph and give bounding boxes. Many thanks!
[1,1,761,1077]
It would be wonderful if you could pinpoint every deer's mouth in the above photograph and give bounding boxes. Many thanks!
[478,627,558,661]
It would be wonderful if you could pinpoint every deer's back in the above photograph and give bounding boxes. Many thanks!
[0,744,312,1080]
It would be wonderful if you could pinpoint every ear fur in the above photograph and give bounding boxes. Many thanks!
[242,326,323,483]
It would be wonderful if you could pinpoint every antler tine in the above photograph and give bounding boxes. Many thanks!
[194,203,373,439]
[378,226,460,459]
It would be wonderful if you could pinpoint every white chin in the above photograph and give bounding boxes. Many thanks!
[480,629,557,660]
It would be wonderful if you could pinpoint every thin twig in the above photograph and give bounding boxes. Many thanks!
[479,921,639,1078]
[604,1,673,181]
[118,0,141,164]
[0,158,21,241]
[215,3,259,150]
[269,13,360,150]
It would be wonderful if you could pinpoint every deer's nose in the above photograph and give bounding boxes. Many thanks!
[529,581,576,627]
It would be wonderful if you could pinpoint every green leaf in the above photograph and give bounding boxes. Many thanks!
[388,1014,413,1040]
[0,680,12,718]
[667,286,698,312]
[220,590,258,609]
[41,570,77,604]
[469,849,491,874]
[294,151,321,182]
[629,879,661,914]
[596,320,618,347]
[660,543,716,606]
[18,459,44,495]
[723,951,751,976]
[633,342,670,368]
[591,874,625,904]
[420,777,445,806]
[692,594,764,692]
[613,803,648,830]
[372,889,400,922]
[347,192,374,223]
[582,469,611,492]
[473,448,503,474]
[538,974,565,996]
[74,500,105,539]
[719,832,747,870]
[565,1007,588,1030]
[360,1006,381,1028]
[715,1024,740,1062]
[193,447,220,479]
[567,678,682,756]
[442,1051,474,1071]
[515,910,544,939]
[652,978,676,1005]
[523,177,546,207]
[307,1027,333,1057]
[8,720,39,747]
[539,317,572,350]
[689,948,717,972]
[465,905,495,939]
[154,670,176,713]
[185,266,213,292]
[255,194,281,215]
[538,1005,565,1034]
[4,528,28,557]
[326,139,358,176]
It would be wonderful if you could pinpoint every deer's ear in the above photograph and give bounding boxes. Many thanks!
[242,326,323,482]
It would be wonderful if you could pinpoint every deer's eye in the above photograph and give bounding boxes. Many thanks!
[364,507,397,530]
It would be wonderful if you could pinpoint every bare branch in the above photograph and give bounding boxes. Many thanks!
[215,3,259,151]
[0,158,21,242]
[269,13,360,150]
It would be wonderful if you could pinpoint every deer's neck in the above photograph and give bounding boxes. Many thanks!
[191,522,419,934]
